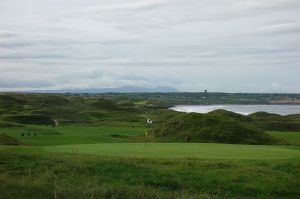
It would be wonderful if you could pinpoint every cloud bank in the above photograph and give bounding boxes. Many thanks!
[0,0,299,92]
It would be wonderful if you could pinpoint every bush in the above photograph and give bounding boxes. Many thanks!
[3,114,55,126]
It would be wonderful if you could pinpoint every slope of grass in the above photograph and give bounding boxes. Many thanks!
[208,109,251,122]
[208,110,300,132]
[152,112,274,144]
[268,131,300,145]
[2,114,55,125]
[0,95,27,108]
[90,98,119,110]
[0,133,23,145]
[249,112,300,131]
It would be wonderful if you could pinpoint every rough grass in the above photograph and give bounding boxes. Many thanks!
[0,148,299,199]
[0,133,23,145]
[268,131,300,145]
[2,114,55,126]
[249,112,300,131]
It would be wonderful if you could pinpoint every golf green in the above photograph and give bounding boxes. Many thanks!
[43,143,300,160]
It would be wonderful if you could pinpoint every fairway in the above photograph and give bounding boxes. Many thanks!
[43,143,300,159]
[1,125,146,146]
[2,125,300,160]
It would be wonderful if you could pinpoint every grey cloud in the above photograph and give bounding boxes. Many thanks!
[0,41,35,48]
[82,0,170,13]
[71,0,300,33]
[0,54,67,60]
[0,79,54,89]
[0,0,299,92]
[252,22,300,36]
[0,39,139,49]
[0,31,19,38]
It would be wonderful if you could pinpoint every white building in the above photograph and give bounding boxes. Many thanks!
[146,118,153,124]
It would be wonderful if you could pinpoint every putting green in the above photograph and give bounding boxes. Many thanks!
[43,143,300,160]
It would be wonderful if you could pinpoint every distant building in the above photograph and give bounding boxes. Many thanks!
[146,119,153,124]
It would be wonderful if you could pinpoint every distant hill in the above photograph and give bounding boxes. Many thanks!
[27,86,178,93]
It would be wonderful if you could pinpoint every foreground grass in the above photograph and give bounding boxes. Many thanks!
[0,148,300,199]
[1,126,300,198]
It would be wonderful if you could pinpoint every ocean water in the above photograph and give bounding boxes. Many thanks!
[170,105,300,115]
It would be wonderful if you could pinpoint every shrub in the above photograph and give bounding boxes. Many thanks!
[3,114,55,126]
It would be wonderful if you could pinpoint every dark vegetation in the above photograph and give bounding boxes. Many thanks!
[3,114,55,126]
[207,110,300,131]
[91,98,118,110]
[249,112,300,131]
[208,109,251,122]
[0,93,149,126]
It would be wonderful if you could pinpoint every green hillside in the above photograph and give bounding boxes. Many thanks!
[3,114,55,126]
[249,112,300,131]
[0,133,23,145]
[151,112,274,144]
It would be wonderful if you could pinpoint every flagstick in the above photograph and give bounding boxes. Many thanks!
[145,132,148,151]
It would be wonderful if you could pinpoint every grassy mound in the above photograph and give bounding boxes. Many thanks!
[3,114,55,125]
[0,122,24,128]
[40,95,71,106]
[248,112,285,121]
[208,109,251,122]
[249,112,300,131]
[0,133,23,145]
[208,110,300,132]
[152,112,274,144]
[0,94,27,108]
[91,98,119,110]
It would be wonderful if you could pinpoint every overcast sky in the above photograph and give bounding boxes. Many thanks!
[0,0,299,92]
